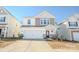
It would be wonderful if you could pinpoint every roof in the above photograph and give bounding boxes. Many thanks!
[24,16,34,18]
[59,13,79,25]
[0,7,14,17]
[0,7,20,24]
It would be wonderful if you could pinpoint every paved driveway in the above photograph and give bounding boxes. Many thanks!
[0,40,53,52]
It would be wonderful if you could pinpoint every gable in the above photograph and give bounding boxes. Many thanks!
[73,13,79,19]
[35,11,55,18]
[68,16,78,21]
[0,7,18,20]
[0,7,9,15]
[59,15,79,25]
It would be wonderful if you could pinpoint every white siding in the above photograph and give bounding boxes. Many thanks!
[22,17,35,26]
[59,15,79,41]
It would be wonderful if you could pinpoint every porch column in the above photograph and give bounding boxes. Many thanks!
[4,27,8,37]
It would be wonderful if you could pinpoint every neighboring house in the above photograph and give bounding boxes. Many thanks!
[0,7,20,38]
[21,11,57,39]
[58,14,79,41]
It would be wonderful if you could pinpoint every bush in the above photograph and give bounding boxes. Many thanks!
[18,34,24,39]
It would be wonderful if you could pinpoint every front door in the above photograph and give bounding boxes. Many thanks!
[46,30,50,38]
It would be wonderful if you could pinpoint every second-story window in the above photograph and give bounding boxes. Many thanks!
[44,19,46,24]
[41,20,43,24]
[40,18,49,25]
[0,17,6,22]
[28,19,31,24]
[68,22,78,27]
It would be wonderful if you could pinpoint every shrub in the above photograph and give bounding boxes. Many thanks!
[18,34,24,39]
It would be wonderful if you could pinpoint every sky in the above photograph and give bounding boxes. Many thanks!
[5,6,79,23]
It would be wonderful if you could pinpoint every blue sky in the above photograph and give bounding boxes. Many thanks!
[5,6,79,23]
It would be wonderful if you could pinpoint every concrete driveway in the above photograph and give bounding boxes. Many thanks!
[0,40,53,52]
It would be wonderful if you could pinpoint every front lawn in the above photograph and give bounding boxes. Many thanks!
[0,39,16,48]
[48,40,79,51]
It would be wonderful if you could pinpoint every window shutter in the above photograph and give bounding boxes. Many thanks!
[76,22,78,26]
[68,22,70,26]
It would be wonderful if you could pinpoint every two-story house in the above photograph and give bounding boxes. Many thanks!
[58,14,79,41]
[0,7,20,38]
[21,11,57,40]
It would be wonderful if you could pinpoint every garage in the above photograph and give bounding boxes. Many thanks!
[23,29,45,39]
[72,32,79,41]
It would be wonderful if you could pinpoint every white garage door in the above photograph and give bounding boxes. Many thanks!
[73,32,79,41]
[23,30,44,39]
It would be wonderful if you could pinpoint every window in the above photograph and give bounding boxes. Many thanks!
[44,19,46,24]
[40,18,49,25]
[41,20,43,24]
[28,19,31,24]
[68,22,78,27]
[0,17,5,22]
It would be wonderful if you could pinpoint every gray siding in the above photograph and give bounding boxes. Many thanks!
[50,18,55,25]
[35,18,55,27]
[35,18,40,26]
